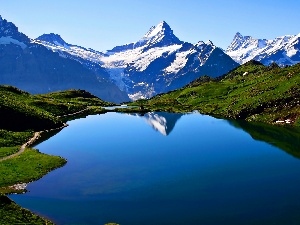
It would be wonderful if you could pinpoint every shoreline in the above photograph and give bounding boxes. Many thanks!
[0,123,68,163]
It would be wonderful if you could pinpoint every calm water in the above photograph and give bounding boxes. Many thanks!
[10,112,300,225]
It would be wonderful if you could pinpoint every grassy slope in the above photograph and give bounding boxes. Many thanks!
[133,61,300,126]
[0,87,112,223]
[0,148,66,192]
[0,86,111,132]
[34,89,113,116]
[0,86,62,131]
[0,196,54,225]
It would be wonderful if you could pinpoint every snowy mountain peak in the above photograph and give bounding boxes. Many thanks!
[107,21,181,53]
[134,21,182,48]
[196,41,205,46]
[205,40,215,46]
[143,21,171,39]
[226,32,247,52]
[234,32,243,39]
[226,32,300,66]
[37,33,69,48]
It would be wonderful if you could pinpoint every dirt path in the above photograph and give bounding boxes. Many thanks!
[57,107,90,118]
[0,123,68,163]
[0,132,41,162]
[0,107,92,162]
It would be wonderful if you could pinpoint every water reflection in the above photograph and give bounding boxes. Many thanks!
[228,120,300,158]
[139,112,183,136]
[9,112,300,225]
[134,112,300,157]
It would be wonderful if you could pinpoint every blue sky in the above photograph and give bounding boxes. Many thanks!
[1,0,299,51]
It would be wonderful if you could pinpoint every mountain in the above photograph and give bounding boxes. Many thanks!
[36,21,239,100]
[137,112,183,136]
[133,60,300,126]
[226,32,300,66]
[0,16,129,103]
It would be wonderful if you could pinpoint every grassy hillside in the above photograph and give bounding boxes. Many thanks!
[0,86,111,131]
[34,89,113,116]
[0,86,61,131]
[0,196,54,225]
[132,61,300,126]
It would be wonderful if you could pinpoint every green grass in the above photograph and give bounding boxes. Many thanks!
[34,89,113,117]
[0,147,19,158]
[0,130,33,147]
[0,195,54,225]
[0,148,66,193]
[132,61,300,126]
[0,87,112,131]
[0,86,62,131]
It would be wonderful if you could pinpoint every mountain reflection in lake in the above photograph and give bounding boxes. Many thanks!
[132,112,183,136]
[10,112,300,225]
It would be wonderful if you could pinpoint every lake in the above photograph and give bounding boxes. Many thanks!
[10,112,300,225]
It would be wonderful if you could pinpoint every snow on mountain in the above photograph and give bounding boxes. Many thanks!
[35,21,238,100]
[0,15,30,49]
[38,33,70,48]
[0,15,129,103]
[226,32,300,66]
[34,35,105,64]
[102,22,238,99]
[133,21,182,49]
[0,36,27,49]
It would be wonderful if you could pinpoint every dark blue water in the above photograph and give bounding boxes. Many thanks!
[10,112,300,225]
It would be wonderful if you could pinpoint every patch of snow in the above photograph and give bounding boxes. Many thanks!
[128,91,146,100]
[0,36,27,49]
[128,85,156,101]
[101,44,181,72]
[53,40,70,49]
[32,39,104,64]
[164,48,196,73]
[134,82,149,87]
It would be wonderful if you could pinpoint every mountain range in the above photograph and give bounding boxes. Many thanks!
[35,21,238,100]
[1,15,299,102]
[226,32,300,66]
[0,16,129,103]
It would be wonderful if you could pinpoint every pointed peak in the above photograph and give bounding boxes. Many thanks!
[232,32,245,42]
[226,32,248,52]
[235,32,243,37]
[205,40,215,46]
[37,33,69,47]
[0,15,30,43]
[157,20,171,28]
[143,21,172,39]
[195,41,205,46]
[134,21,181,48]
